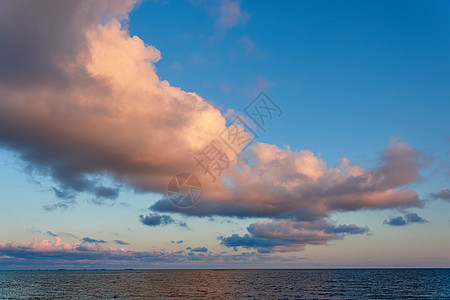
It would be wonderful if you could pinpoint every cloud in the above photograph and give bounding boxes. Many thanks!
[404,213,428,224]
[113,240,130,245]
[0,0,136,88]
[192,0,249,37]
[384,213,428,226]
[384,216,407,226]
[27,229,78,239]
[431,189,450,201]
[171,240,184,244]
[45,187,77,211]
[81,237,107,244]
[324,224,370,235]
[43,201,75,212]
[0,0,429,255]
[219,234,281,252]
[153,138,425,221]
[49,231,78,239]
[0,0,227,203]
[220,220,369,253]
[139,214,175,226]
[138,213,188,228]
[171,62,182,70]
[0,237,185,267]
[0,237,293,269]
[0,1,424,221]
[191,247,208,253]
[51,187,75,200]
[215,0,249,34]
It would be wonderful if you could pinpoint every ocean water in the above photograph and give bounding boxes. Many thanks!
[0,269,448,299]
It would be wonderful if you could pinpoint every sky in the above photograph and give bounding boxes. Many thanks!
[0,0,449,269]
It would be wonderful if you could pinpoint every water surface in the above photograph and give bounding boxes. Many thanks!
[0,269,448,299]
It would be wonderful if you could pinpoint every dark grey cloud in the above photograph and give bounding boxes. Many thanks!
[0,0,135,88]
[28,228,78,239]
[43,200,76,211]
[139,213,188,228]
[51,187,75,200]
[81,237,107,244]
[50,176,120,202]
[324,224,370,235]
[139,214,175,227]
[48,231,78,239]
[178,221,188,228]
[190,247,208,253]
[113,240,130,245]
[384,216,407,226]
[404,213,428,224]
[219,234,283,252]
[62,232,79,239]
[90,191,120,206]
[91,186,120,200]
[26,227,42,234]
[171,240,184,244]
[219,220,369,253]
[384,213,428,226]
[431,189,450,201]
[0,0,85,87]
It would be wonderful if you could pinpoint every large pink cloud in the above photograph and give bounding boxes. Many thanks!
[153,138,424,220]
[0,1,425,227]
[0,0,226,200]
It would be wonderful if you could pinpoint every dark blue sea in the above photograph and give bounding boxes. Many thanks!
[0,269,448,299]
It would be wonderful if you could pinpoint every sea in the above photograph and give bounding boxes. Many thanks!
[0,269,448,299]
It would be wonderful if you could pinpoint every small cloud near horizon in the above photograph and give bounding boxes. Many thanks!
[430,189,450,201]
[384,213,428,226]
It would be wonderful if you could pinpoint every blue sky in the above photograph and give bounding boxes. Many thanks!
[129,0,450,175]
[0,0,449,269]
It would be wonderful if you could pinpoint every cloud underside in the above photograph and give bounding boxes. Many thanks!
[0,0,429,255]
[220,220,369,253]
